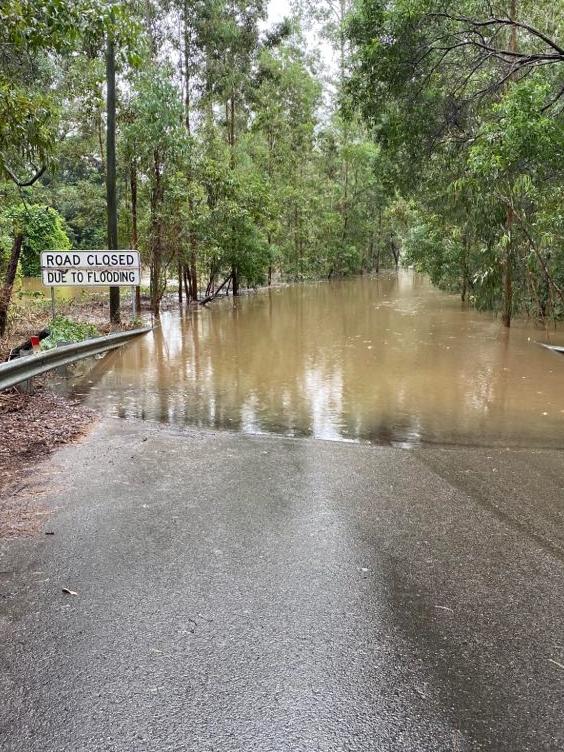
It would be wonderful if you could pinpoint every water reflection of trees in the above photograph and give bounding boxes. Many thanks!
[72,273,564,447]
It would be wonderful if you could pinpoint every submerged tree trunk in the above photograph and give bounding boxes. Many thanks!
[0,234,24,338]
[232,265,239,296]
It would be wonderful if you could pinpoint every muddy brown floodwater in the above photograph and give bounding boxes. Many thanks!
[60,272,564,448]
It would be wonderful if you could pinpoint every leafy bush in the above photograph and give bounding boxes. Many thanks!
[40,315,99,350]
[0,204,71,277]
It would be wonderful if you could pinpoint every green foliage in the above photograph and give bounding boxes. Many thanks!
[1,0,412,328]
[40,315,99,350]
[0,205,71,277]
[347,0,564,321]
[1,0,105,183]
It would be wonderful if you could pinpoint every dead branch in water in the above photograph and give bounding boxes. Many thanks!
[199,276,232,306]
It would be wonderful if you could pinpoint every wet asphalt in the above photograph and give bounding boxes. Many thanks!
[0,418,563,751]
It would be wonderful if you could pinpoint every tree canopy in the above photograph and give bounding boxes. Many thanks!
[0,0,562,327]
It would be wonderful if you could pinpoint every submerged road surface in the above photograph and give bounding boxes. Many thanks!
[1,419,563,751]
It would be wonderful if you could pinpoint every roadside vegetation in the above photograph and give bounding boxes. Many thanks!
[0,0,563,341]
[1,0,396,337]
[39,316,99,350]
[347,0,564,326]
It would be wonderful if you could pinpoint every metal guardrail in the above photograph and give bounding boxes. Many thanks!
[539,343,564,356]
[0,327,151,391]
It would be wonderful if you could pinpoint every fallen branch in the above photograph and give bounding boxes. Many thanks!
[199,276,232,306]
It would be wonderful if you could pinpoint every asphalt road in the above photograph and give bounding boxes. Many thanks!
[1,419,563,751]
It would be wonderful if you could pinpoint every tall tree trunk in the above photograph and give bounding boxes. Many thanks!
[130,162,141,314]
[183,0,191,135]
[183,267,191,302]
[461,234,469,303]
[96,110,105,167]
[374,211,382,273]
[183,5,199,303]
[178,262,183,304]
[502,0,518,328]
[232,265,239,297]
[501,220,513,327]
[229,94,235,152]
[0,234,24,338]
[150,152,163,315]
[106,26,120,323]
[390,239,400,269]
[190,245,198,301]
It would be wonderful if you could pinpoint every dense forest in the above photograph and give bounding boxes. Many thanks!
[0,0,563,331]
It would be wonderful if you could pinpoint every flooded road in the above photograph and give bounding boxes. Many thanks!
[65,272,564,448]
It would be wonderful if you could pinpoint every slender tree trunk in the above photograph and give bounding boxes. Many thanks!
[0,234,24,338]
[182,5,199,304]
[183,0,191,135]
[502,0,518,328]
[130,162,141,314]
[150,152,163,315]
[229,95,235,152]
[183,267,190,302]
[97,110,105,167]
[190,243,198,301]
[178,263,183,304]
[106,26,120,323]
[232,265,239,296]
[390,239,400,269]
[461,234,469,303]
[374,211,382,273]
[501,220,513,327]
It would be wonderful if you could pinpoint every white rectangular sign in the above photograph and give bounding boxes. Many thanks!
[40,250,140,287]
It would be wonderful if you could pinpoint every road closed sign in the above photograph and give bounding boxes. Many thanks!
[41,251,141,286]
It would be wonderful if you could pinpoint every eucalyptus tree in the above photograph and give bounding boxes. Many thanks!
[124,67,188,313]
[347,0,564,323]
[250,40,321,279]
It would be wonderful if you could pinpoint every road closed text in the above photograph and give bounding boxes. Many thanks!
[41,251,140,269]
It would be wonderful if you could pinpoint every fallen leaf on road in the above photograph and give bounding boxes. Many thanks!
[61,588,78,596]
[548,659,564,670]
[434,605,453,612]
